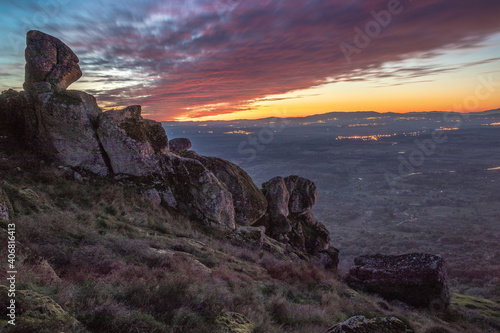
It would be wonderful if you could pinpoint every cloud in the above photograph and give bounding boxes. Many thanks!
[2,0,500,119]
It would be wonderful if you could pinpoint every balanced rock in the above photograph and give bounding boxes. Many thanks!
[97,105,168,176]
[24,30,82,92]
[169,137,192,154]
[346,253,451,311]
[325,315,414,333]
[183,151,267,225]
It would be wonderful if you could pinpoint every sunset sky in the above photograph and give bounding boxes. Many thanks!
[0,0,499,121]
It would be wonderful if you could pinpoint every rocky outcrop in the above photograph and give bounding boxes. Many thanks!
[169,137,192,154]
[346,253,451,311]
[325,315,414,333]
[256,176,338,269]
[24,30,82,92]
[183,151,267,225]
[0,30,334,236]
[97,105,167,176]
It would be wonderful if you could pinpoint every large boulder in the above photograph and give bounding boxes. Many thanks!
[325,315,414,333]
[97,105,168,176]
[346,253,451,311]
[162,154,236,229]
[24,30,82,92]
[28,90,109,176]
[183,151,267,225]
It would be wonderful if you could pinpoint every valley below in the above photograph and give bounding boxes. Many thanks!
[164,110,500,300]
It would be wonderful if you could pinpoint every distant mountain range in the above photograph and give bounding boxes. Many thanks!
[163,108,500,127]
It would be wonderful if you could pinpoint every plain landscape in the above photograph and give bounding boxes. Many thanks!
[164,110,500,299]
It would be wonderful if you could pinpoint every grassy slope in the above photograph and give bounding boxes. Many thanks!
[0,144,499,333]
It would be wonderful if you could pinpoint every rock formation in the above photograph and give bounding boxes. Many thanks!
[346,253,451,311]
[24,30,82,92]
[0,30,338,266]
[325,315,414,333]
[256,175,339,269]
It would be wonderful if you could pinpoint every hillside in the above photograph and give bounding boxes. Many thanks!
[1,30,499,333]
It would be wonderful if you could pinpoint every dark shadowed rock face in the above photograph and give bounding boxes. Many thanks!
[24,30,82,92]
[0,90,33,140]
[182,151,267,226]
[325,315,414,333]
[169,138,192,154]
[346,253,450,311]
[284,175,317,214]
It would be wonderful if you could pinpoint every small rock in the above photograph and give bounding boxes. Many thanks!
[169,137,192,154]
[325,315,414,333]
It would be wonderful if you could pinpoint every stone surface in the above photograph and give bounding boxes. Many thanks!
[97,105,167,176]
[24,30,82,92]
[184,151,267,226]
[0,89,33,140]
[169,137,191,154]
[346,253,450,311]
[325,315,414,333]
[233,226,266,248]
[29,90,109,176]
[162,154,236,229]
[284,175,317,214]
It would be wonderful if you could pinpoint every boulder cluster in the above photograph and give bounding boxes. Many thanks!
[255,176,339,268]
[0,31,337,267]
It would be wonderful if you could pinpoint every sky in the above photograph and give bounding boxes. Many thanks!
[0,0,499,121]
